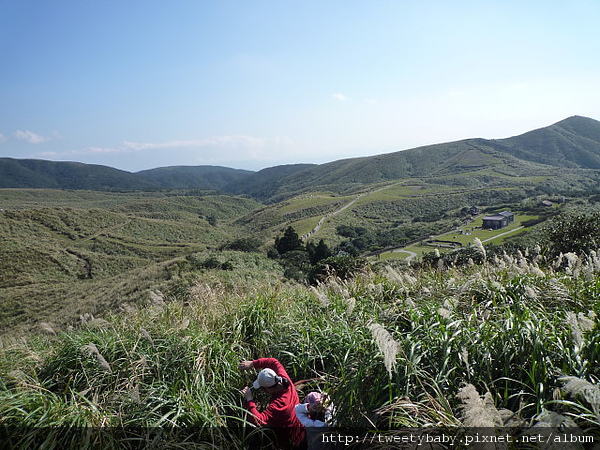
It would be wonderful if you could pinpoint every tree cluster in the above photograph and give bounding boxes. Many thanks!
[271,226,366,284]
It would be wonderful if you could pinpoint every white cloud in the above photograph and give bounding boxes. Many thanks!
[36,146,121,158]
[123,135,292,152]
[37,134,301,168]
[88,146,122,154]
[332,93,347,101]
[0,134,6,144]
[14,130,51,144]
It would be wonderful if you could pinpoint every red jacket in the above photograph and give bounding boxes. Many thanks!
[245,358,306,449]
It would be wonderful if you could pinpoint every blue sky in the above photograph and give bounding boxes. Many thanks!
[2,1,599,172]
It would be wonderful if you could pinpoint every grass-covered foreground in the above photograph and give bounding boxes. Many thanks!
[1,247,599,448]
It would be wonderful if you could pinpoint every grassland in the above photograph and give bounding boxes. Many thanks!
[261,177,547,256]
[0,183,570,335]
[0,190,263,334]
[1,183,599,447]
[1,246,599,447]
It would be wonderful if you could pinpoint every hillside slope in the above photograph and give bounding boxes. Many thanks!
[222,116,600,200]
[0,191,263,333]
[1,116,599,197]
[136,165,254,190]
[221,163,317,199]
[494,115,600,168]
[0,158,159,190]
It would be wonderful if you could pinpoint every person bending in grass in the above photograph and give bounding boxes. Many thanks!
[294,392,336,450]
[239,358,306,450]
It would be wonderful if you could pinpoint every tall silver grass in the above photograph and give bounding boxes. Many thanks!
[456,384,503,427]
[39,322,56,335]
[82,343,112,372]
[473,238,486,261]
[368,323,400,379]
[309,286,330,307]
[559,376,600,417]
[566,312,596,347]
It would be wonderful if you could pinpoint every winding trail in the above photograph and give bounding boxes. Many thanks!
[301,180,409,241]
[301,182,495,241]
[302,194,365,240]
[481,226,524,242]
[391,249,418,261]
[300,182,521,260]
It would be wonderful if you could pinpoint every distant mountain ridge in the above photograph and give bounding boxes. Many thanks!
[1,115,599,199]
[222,115,600,200]
[136,165,254,190]
[0,158,158,191]
[494,115,600,168]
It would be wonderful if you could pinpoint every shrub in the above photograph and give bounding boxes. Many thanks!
[309,255,367,284]
[545,212,600,256]
[221,237,262,253]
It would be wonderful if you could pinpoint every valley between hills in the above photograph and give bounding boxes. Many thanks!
[2,115,600,333]
[1,116,599,444]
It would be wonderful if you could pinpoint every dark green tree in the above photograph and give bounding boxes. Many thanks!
[275,226,304,255]
[335,240,360,256]
[206,215,218,226]
[307,239,331,264]
[280,250,312,283]
[221,237,262,253]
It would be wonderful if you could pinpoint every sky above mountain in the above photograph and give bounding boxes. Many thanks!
[2,1,600,172]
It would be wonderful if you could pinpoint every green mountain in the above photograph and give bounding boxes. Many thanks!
[221,163,317,199]
[136,165,254,190]
[0,159,254,192]
[494,115,600,168]
[0,158,159,190]
[1,116,599,197]
[226,116,600,201]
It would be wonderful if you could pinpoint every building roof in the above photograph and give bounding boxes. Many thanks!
[482,215,506,221]
[483,211,514,221]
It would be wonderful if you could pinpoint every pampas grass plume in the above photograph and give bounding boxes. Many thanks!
[368,323,400,379]
[82,343,112,372]
[456,384,503,427]
[559,376,600,415]
[473,238,486,260]
[310,286,330,307]
[39,322,56,335]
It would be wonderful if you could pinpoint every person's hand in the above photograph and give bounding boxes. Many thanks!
[238,360,254,371]
[241,386,253,402]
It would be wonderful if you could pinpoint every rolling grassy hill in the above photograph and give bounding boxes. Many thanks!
[2,116,599,200]
[1,115,600,335]
[1,226,599,443]
[135,165,254,190]
[496,115,600,168]
[2,121,600,443]
[224,116,600,201]
[0,191,263,334]
[0,158,158,190]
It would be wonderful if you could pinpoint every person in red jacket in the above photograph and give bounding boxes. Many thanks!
[239,358,306,450]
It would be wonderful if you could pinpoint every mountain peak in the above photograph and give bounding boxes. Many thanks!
[554,115,599,127]
[550,115,600,144]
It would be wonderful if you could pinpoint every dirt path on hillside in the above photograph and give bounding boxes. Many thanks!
[302,194,365,240]
[392,249,417,261]
[301,182,503,246]
[481,226,524,242]
[83,220,132,241]
[301,183,400,240]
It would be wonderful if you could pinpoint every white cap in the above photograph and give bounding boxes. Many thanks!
[253,368,278,389]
